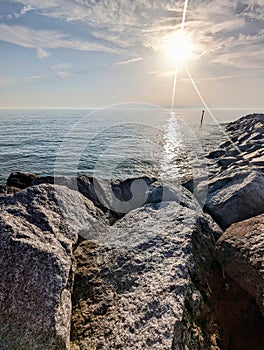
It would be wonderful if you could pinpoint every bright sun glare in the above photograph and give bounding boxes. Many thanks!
[166,34,193,65]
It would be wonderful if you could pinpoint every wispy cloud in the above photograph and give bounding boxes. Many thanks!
[55,71,73,79]
[115,57,143,65]
[0,24,119,54]
[51,62,74,79]
[29,75,42,80]
[52,62,72,70]
[3,0,264,70]
[36,48,50,60]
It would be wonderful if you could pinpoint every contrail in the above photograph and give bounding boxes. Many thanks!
[170,0,189,113]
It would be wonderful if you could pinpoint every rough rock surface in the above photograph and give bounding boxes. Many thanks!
[216,214,264,316]
[6,171,38,189]
[0,184,106,350]
[30,174,197,224]
[71,195,222,350]
[0,184,20,194]
[205,113,264,175]
[186,114,264,229]
[195,169,264,229]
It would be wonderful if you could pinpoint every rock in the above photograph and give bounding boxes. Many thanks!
[206,149,225,159]
[146,182,202,212]
[77,175,156,213]
[225,149,240,157]
[195,170,264,229]
[6,171,38,189]
[216,214,264,316]
[226,113,264,133]
[71,198,222,350]
[217,157,237,167]
[250,155,264,167]
[0,184,106,350]
[31,175,157,223]
[0,184,20,195]
[243,148,264,161]
[219,140,232,149]
[203,114,264,177]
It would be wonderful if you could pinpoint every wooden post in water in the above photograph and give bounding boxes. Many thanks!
[200,110,205,126]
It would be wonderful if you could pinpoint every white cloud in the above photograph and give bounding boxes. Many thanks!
[20,5,33,16]
[29,75,42,80]
[51,62,74,79]
[37,48,50,60]
[0,24,119,54]
[5,0,264,70]
[52,62,72,70]
[115,57,143,65]
[55,71,74,79]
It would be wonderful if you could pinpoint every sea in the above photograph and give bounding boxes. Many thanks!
[0,106,254,185]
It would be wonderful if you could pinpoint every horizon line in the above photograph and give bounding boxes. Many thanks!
[0,106,263,111]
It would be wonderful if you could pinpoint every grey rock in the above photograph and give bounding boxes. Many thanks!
[250,155,264,167]
[206,149,225,159]
[0,185,20,195]
[225,149,240,157]
[0,184,106,350]
[216,214,264,316]
[71,199,221,350]
[205,114,263,177]
[31,175,157,223]
[146,182,202,211]
[217,157,237,167]
[6,171,38,189]
[219,140,232,149]
[196,170,264,229]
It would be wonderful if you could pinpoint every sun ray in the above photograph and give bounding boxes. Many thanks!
[184,64,242,154]
[170,0,189,113]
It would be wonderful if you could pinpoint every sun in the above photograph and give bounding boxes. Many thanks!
[166,33,194,65]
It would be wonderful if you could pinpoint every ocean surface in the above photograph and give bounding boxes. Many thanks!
[0,106,252,184]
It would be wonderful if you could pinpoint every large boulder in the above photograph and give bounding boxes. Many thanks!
[216,214,264,316]
[0,184,106,350]
[33,175,194,223]
[195,170,264,229]
[71,195,222,349]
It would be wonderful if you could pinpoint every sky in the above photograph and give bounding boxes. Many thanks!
[0,0,263,109]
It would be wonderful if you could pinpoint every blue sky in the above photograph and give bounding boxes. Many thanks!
[0,0,263,109]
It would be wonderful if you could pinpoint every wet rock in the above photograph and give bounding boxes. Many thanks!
[216,214,264,316]
[196,170,264,230]
[71,198,222,350]
[0,184,106,350]
[6,171,38,189]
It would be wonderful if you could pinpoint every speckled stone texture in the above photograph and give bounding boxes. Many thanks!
[71,197,222,350]
[216,213,264,316]
[0,184,105,350]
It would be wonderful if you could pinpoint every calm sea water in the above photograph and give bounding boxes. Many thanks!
[0,106,251,184]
